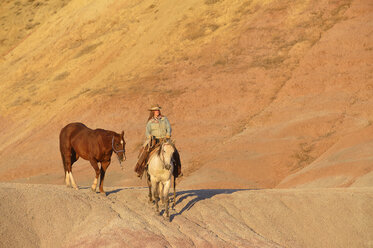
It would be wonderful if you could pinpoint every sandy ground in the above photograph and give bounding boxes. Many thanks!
[0,182,372,248]
[0,1,372,247]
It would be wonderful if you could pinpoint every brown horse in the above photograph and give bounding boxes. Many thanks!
[59,122,126,193]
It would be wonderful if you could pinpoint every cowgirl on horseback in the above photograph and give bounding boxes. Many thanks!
[135,104,181,178]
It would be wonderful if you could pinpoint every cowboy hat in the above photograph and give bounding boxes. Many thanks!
[148,104,162,111]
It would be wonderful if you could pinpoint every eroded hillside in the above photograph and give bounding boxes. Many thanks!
[0,0,372,188]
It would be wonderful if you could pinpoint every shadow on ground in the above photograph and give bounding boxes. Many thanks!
[170,188,256,221]
[105,186,148,196]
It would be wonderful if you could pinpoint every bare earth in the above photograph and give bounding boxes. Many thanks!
[0,0,373,247]
[1,183,372,248]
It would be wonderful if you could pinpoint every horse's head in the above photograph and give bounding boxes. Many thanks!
[159,140,175,170]
[112,131,126,164]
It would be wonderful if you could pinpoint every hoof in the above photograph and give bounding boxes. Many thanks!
[162,214,171,222]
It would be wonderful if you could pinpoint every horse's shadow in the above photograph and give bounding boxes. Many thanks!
[105,188,124,196]
[105,186,148,196]
[170,188,256,222]
[79,186,146,197]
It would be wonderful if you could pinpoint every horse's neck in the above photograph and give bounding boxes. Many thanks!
[99,131,115,152]
[148,146,161,160]
[149,143,174,164]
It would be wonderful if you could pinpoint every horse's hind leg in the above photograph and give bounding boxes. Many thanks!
[65,171,70,187]
[172,176,176,209]
[60,142,70,187]
[60,149,72,188]
[67,148,79,190]
[68,169,78,190]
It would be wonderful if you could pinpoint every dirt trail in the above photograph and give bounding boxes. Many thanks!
[1,183,372,248]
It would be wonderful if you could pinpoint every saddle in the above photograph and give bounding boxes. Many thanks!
[135,136,182,179]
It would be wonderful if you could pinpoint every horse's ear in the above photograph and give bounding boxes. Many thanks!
[121,131,124,138]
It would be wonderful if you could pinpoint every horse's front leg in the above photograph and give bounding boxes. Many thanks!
[146,171,153,203]
[99,161,110,194]
[151,179,159,214]
[163,180,171,219]
[89,160,100,192]
[159,183,164,205]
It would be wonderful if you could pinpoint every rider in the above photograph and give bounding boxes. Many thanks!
[134,104,182,178]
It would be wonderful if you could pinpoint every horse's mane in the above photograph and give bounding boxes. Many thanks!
[95,129,118,137]
[157,140,175,156]
[94,129,120,146]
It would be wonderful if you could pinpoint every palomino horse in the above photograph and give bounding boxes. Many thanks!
[59,122,126,193]
[147,140,175,220]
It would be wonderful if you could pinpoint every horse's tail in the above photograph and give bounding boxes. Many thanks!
[59,137,67,186]
[59,131,66,172]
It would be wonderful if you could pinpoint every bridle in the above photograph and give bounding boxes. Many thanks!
[159,142,174,170]
[112,136,126,169]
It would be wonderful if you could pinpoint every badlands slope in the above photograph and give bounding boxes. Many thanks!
[0,0,371,188]
[0,0,373,247]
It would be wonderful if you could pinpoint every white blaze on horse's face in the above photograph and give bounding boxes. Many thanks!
[113,136,126,163]
[161,143,175,170]
[121,139,126,161]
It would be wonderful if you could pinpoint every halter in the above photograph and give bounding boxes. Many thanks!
[112,136,125,169]
[112,136,125,154]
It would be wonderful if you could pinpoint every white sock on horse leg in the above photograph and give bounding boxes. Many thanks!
[91,177,98,191]
[69,172,78,189]
[65,171,70,187]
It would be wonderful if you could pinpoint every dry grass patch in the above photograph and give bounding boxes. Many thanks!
[251,54,287,69]
[74,42,103,59]
[291,142,315,171]
[183,17,220,41]
[54,71,70,81]
[204,0,221,5]
[9,96,31,107]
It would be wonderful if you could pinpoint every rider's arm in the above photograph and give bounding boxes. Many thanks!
[145,121,152,139]
[164,117,171,137]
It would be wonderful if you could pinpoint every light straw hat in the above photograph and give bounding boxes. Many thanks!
[148,104,162,111]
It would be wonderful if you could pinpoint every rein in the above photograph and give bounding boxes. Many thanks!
[112,136,125,170]
[159,142,173,170]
